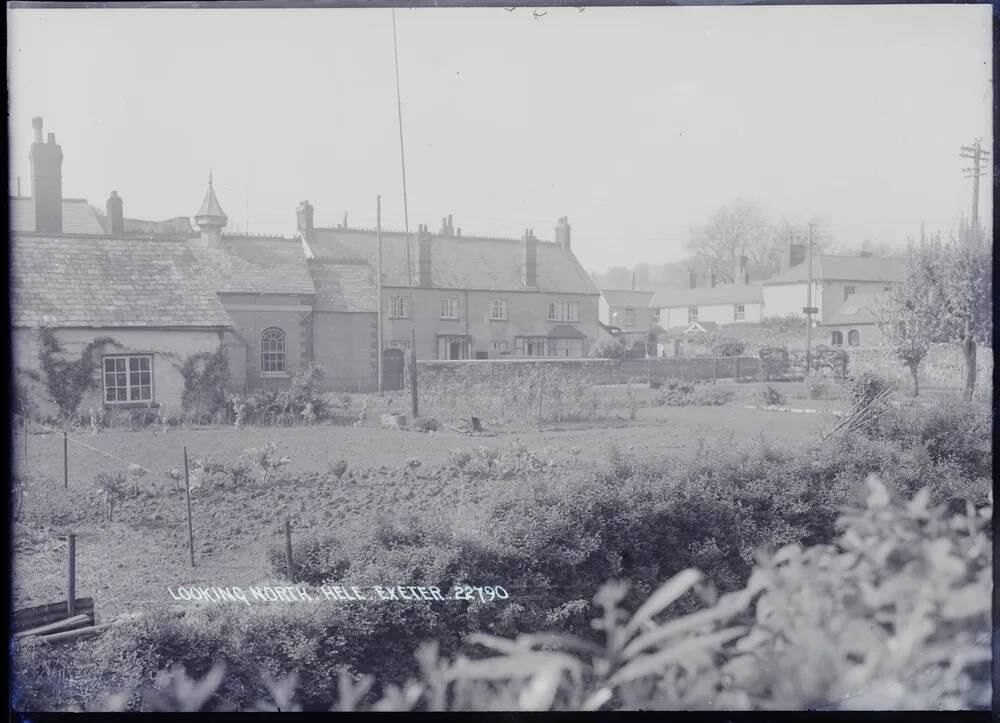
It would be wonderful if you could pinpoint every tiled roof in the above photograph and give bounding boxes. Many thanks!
[308,260,377,313]
[91,207,195,236]
[9,197,106,235]
[188,235,315,295]
[763,255,904,285]
[650,283,763,308]
[547,323,587,339]
[11,233,230,328]
[825,291,883,326]
[601,289,655,307]
[304,227,599,295]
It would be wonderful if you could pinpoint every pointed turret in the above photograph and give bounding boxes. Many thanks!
[195,171,227,244]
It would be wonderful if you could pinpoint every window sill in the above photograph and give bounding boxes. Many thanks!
[260,373,290,379]
[488,318,508,323]
[103,401,158,409]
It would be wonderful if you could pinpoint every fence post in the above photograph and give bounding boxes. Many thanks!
[183,447,195,567]
[285,519,294,581]
[63,431,69,489]
[67,533,76,617]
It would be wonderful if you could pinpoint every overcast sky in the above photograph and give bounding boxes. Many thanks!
[7,5,992,273]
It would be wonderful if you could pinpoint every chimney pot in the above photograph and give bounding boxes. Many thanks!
[555,216,572,250]
[47,133,56,144]
[297,200,314,237]
[521,227,537,287]
[32,116,43,144]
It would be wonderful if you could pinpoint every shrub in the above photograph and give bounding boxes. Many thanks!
[758,346,789,381]
[653,379,732,407]
[93,470,129,521]
[711,336,746,357]
[758,384,785,406]
[803,370,826,400]
[266,531,352,584]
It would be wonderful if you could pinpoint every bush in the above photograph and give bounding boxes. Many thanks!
[758,346,789,381]
[411,416,440,432]
[758,384,785,406]
[653,379,732,407]
[266,531,352,585]
[803,370,826,400]
[711,336,746,357]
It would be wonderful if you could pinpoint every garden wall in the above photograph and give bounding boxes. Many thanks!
[416,356,761,387]
[849,343,993,395]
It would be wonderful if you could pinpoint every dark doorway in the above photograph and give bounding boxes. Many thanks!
[382,348,405,390]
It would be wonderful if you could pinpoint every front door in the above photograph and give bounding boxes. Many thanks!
[448,338,463,360]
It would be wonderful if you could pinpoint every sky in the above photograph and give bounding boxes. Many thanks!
[7,5,992,274]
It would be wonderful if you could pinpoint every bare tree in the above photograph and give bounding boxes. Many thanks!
[685,200,771,284]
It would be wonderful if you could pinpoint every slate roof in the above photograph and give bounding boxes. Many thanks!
[11,233,230,328]
[825,291,883,326]
[196,178,227,221]
[763,255,904,285]
[601,289,655,307]
[9,197,106,235]
[308,260,377,313]
[303,227,599,295]
[547,324,587,339]
[188,235,315,295]
[649,283,763,308]
[91,207,195,236]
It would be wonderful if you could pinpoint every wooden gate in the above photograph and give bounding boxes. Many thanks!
[382,348,405,391]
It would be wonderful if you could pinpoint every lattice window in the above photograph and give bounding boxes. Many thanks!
[103,355,152,403]
[261,328,287,374]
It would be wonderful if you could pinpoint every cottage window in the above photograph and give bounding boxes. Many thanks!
[103,355,152,403]
[844,286,856,301]
[490,340,509,355]
[688,306,698,323]
[623,307,637,328]
[260,328,287,374]
[440,297,458,319]
[734,304,745,322]
[831,330,844,346]
[848,329,860,346]
[490,299,508,321]
[390,296,409,319]
[549,301,580,322]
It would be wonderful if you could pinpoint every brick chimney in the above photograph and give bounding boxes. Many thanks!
[784,237,806,271]
[106,191,124,234]
[29,117,63,233]
[688,267,697,289]
[555,216,571,250]
[521,228,537,288]
[417,224,433,288]
[296,200,314,238]
[439,214,454,236]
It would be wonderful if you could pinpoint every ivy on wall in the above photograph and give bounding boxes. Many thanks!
[38,328,120,421]
[180,348,231,421]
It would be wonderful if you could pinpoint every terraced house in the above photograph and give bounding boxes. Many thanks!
[297,207,601,370]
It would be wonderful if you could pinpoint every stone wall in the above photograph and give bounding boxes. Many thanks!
[415,356,761,388]
[848,343,993,396]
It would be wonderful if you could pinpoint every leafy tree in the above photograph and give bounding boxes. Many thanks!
[938,224,992,400]
[875,237,948,396]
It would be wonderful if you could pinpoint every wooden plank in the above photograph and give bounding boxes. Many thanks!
[14,614,90,639]
[39,623,112,644]
[13,598,94,632]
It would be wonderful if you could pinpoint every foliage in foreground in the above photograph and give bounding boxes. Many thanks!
[19,476,988,712]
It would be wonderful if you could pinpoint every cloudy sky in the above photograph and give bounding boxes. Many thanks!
[7,5,992,273]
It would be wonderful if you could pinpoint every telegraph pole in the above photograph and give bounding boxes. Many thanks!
[960,138,989,243]
[804,223,816,373]
[376,195,384,393]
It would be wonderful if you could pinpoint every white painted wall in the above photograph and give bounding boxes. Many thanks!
[659,302,762,328]
[761,282,823,319]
